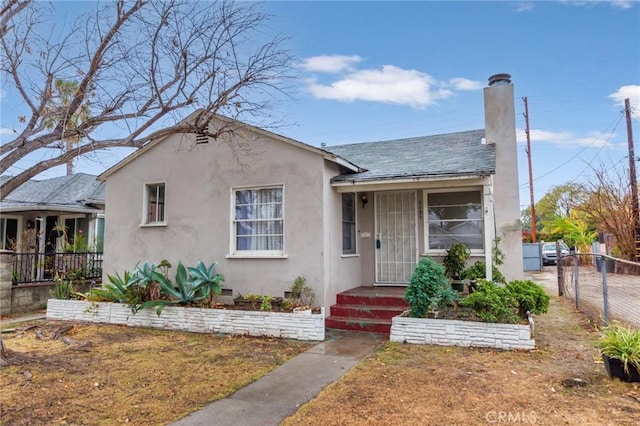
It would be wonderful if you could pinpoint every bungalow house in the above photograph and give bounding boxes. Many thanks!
[0,173,105,282]
[98,73,523,312]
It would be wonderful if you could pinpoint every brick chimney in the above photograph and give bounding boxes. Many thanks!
[484,73,523,281]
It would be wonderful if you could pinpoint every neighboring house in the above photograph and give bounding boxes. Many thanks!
[98,73,523,309]
[0,173,105,282]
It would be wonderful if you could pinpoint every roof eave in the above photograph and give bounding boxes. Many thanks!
[0,204,104,214]
[331,172,493,187]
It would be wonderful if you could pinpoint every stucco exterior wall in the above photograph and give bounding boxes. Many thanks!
[322,162,362,305]
[484,82,524,281]
[104,129,329,306]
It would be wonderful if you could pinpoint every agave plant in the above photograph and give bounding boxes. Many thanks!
[88,270,145,312]
[141,262,216,314]
[132,262,162,300]
[188,261,225,305]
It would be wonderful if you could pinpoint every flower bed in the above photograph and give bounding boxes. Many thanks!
[46,299,325,341]
[390,311,535,350]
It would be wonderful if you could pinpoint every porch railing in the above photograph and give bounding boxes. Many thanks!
[12,252,103,284]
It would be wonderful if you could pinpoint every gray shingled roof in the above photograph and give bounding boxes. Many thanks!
[323,129,494,183]
[0,173,104,212]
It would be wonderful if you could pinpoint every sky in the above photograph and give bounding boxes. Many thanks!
[1,0,639,209]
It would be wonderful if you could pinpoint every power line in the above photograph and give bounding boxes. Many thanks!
[519,110,625,189]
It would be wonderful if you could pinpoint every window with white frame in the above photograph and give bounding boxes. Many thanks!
[95,215,105,252]
[145,183,166,224]
[342,193,356,254]
[233,186,284,254]
[425,190,484,251]
[0,217,18,250]
[62,215,90,247]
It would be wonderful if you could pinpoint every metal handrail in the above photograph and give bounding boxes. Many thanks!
[11,251,103,284]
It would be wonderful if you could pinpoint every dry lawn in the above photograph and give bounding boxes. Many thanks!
[0,322,312,425]
[283,296,640,426]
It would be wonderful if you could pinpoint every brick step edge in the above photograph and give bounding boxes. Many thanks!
[325,316,392,334]
[337,294,408,307]
[329,304,407,320]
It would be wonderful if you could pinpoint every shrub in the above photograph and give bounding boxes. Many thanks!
[50,277,74,300]
[260,296,272,311]
[287,275,315,308]
[405,257,457,318]
[442,243,470,279]
[461,280,519,323]
[506,280,549,317]
[462,261,506,284]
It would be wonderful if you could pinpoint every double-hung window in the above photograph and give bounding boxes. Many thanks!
[425,190,484,251]
[342,193,356,254]
[144,183,166,225]
[233,186,284,255]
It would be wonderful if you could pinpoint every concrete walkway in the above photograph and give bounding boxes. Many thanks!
[171,330,386,426]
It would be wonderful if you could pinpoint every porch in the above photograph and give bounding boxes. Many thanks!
[11,251,103,284]
[0,250,103,315]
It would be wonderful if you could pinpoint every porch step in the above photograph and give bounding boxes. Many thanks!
[329,304,405,320]
[336,292,408,308]
[326,286,408,335]
[325,316,394,334]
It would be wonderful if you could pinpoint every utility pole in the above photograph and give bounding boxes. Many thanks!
[625,98,640,260]
[523,97,537,243]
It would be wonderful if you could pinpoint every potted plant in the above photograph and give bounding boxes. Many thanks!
[442,243,470,292]
[596,322,640,382]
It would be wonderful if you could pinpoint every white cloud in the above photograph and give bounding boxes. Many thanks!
[516,128,616,148]
[609,85,640,119]
[449,77,483,91]
[560,0,635,9]
[307,65,453,108]
[610,0,634,8]
[515,2,535,12]
[298,55,363,73]
[0,127,15,135]
[300,56,482,108]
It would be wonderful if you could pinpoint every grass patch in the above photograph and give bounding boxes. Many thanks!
[282,296,640,426]
[1,321,312,425]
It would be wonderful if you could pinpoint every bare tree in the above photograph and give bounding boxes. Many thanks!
[0,0,293,198]
[577,163,635,260]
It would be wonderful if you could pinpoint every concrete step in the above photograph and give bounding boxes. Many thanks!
[336,293,408,308]
[329,304,406,320]
[325,316,392,334]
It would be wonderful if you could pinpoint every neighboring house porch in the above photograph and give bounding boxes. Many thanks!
[0,173,105,284]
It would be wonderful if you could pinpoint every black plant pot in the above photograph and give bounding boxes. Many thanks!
[451,280,465,293]
[602,354,640,382]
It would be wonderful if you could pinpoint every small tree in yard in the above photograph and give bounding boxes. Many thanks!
[0,0,293,198]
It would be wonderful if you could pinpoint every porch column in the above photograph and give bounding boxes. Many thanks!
[0,250,14,315]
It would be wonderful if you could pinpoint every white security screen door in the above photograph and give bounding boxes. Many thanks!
[375,191,418,284]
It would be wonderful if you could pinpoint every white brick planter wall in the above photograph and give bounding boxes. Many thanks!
[390,312,535,350]
[46,299,325,341]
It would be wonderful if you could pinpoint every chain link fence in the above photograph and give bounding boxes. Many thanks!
[559,252,640,327]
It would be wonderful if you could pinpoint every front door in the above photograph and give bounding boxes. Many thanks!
[374,191,418,285]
